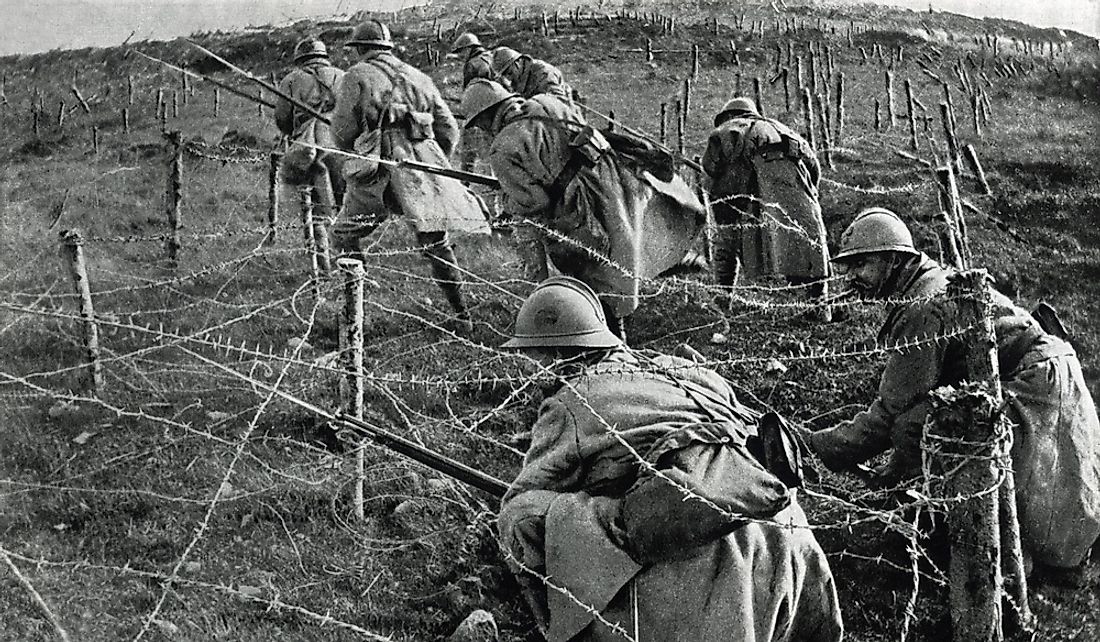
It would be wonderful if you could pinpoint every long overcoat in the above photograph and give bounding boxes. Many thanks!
[702,114,827,279]
[488,95,703,317]
[809,255,1100,567]
[331,51,488,234]
[499,351,844,642]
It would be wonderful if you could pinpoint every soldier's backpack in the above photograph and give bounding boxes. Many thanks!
[283,68,339,182]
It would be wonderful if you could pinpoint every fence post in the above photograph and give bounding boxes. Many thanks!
[300,187,322,299]
[266,152,281,245]
[962,144,993,196]
[753,76,764,117]
[783,69,791,112]
[816,93,833,170]
[646,38,654,63]
[682,77,692,123]
[936,165,970,266]
[971,93,983,139]
[213,87,221,117]
[835,72,845,142]
[802,88,816,150]
[91,126,99,155]
[164,131,183,265]
[940,101,962,174]
[122,107,130,134]
[885,70,896,127]
[56,99,66,130]
[675,99,684,155]
[905,79,918,150]
[32,106,40,138]
[59,230,103,393]
[127,74,134,106]
[691,44,700,79]
[337,258,366,521]
[928,271,1008,642]
[659,102,667,144]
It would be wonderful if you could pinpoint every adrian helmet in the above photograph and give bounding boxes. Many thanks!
[832,208,919,263]
[714,96,759,126]
[458,79,516,127]
[293,39,329,63]
[503,277,623,350]
[490,47,523,77]
[451,32,482,53]
[346,19,394,50]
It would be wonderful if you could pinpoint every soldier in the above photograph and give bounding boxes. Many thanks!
[491,47,573,101]
[498,276,844,641]
[330,20,490,327]
[450,32,495,174]
[450,32,494,88]
[459,80,704,339]
[702,97,829,298]
[806,208,1100,577]
[275,38,345,231]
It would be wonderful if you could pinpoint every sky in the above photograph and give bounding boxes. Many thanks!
[1,0,1097,57]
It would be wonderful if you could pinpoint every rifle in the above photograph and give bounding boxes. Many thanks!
[179,346,509,499]
[129,48,276,109]
[297,141,501,188]
[185,40,330,123]
[575,102,705,173]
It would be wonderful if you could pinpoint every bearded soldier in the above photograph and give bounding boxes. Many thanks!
[702,97,828,298]
[491,47,573,101]
[806,208,1100,577]
[330,20,490,327]
[459,80,704,339]
[499,276,844,641]
[275,38,345,232]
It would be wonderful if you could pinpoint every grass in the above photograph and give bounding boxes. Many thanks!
[2,1,1100,641]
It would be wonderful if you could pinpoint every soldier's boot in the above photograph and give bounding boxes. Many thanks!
[418,231,472,330]
[712,225,741,287]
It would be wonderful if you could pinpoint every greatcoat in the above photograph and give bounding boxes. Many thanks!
[809,254,1100,567]
[500,351,844,642]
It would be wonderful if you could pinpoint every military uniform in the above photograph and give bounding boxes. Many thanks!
[810,254,1100,568]
[486,94,703,330]
[507,56,572,101]
[275,58,345,223]
[330,48,488,318]
[500,350,844,642]
[702,109,827,287]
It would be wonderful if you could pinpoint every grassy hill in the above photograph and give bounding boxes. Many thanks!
[1,1,1099,640]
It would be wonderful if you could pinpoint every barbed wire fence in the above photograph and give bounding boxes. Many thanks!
[0,3,1082,640]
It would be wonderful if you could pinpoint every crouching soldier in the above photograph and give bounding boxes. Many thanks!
[498,276,844,641]
[460,80,704,340]
[806,208,1100,577]
[702,97,829,301]
[330,20,490,326]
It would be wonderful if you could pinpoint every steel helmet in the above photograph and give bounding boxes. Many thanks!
[832,208,919,262]
[346,19,394,49]
[293,39,329,63]
[714,96,758,125]
[451,32,482,52]
[491,47,523,76]
[503,277,623,350]
[458,79,516,127]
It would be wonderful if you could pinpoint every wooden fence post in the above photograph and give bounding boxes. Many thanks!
[675,99,684,155]
[266,151,281,245]
[940,101,962,173]
[171,90,179,119]
[783,69,791,112]
[659,102,667,144]
[59,229,104,393]
[802,89,816,150]
[962,144,993,196]
[91,126,99,155]
[300,187,322,300]
[971,93,982,139]
[936,165,970,266]
[691,44,700,79]
[682,77,692,123]
[122,107,130,134]
[337,258,367,521]
[885,70,896,127]
[56,99,66,130]
[835,73,845,142]
[753,76,764,117]
[127,74,134,106]
[164,131,183,265]
[905,79,918,150]
[32,106,40,138]
[646,38,654,63]
[817,93,834,170]
[929,270,1009,642]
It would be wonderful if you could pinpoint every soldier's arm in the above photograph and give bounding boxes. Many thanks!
[809,304,947,470]
[331,73,363,151]
[489,132,554,216]
[504,397,584,500]
[273,75,295,136]
[701,132,723,179]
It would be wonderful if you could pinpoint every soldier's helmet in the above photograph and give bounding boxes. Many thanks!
[293,39,329,63]
[714,96,759,125]
[346,19,394,49]
[451,32,482,53]
[458,79,517,127]
[503,277,623,350]
[491,47,523,77]
[832,208,919,263]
